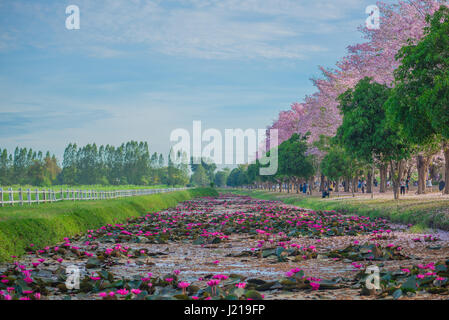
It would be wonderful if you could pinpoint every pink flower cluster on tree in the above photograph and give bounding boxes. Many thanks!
[265,0,446,156]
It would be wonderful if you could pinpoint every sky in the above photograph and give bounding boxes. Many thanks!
[0,0,396,161]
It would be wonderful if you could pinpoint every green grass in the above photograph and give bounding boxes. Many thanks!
[0,187,218,262]
[222,189,449,231]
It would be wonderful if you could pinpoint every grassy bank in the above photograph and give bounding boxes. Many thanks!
[0,188,218,262]
[223,189,449,231]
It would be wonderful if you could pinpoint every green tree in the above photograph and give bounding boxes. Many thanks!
[214,170,229,187]
[0,149,11,185]
[226,167,246,187]
[319,136,362,194]
[338,77,411,199]
[386,6,449,194]
[277,133,315,193]
[191,164,210,186]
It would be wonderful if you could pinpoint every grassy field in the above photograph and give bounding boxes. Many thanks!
[0,188,218,262]
[222,189,449,232]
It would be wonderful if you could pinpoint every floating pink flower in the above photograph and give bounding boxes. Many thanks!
[116,288,129,295]
[310,282,320,290]
[131,289,142,295]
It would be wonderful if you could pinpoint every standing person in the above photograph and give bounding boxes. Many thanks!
[303,183,307,194]
[361,180,365,193]
[400,179,406,195]
[374,178,378,187]
[427,178,433,192]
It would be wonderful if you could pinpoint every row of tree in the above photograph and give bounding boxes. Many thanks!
[228,6,449,199]
[0,148,60,186]
[0,141,196,187]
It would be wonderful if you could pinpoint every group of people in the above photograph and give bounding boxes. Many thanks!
[271,175,445,196]
[299,183,311,195]
[399,177,411,195]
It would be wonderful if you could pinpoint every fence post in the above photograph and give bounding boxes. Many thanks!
[18,188,23,206]
[35,189,39,205]
[0,188,3,207]
[8,188,13,206]
[27,189,31,205]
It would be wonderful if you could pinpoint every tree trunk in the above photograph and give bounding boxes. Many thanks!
[344,178,350,192]
[444,142,449,194]
[335,179,340,192]
[367,170,373,193]
[351,177,357,197]
[417,154,427,194]
[319,174,325,192]
[390,160,405,200]
[353,177,359,193]
[379,164,387,193]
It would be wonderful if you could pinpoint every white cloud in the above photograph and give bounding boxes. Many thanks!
[1,0,370,59]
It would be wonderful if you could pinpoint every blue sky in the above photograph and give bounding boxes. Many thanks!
[0,0,395,159]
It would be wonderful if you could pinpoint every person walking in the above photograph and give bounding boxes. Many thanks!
[426,178,433,192]
[400,179,406,195]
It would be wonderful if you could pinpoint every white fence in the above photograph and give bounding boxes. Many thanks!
[0,187,189,207]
